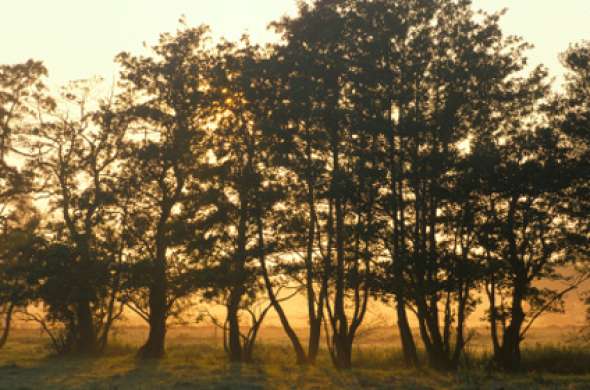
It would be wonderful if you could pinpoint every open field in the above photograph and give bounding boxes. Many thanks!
[1,327,590,389]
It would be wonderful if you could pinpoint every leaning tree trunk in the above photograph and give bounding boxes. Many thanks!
[395,295,419,367]
[255,210,308,365]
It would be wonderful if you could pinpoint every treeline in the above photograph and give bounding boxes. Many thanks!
[0,0,589,372]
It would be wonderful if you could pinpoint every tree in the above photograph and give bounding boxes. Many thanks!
[556,41,590,343]
[188,38,307,363]
[27,79,129,354]
[271,1,383,369]
[115,24,213,358]
[0,196,40,349]
[356,0,545,369]
[469,56,589,369]
[0,60,50,349]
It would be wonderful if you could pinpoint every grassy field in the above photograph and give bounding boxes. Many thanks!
[1,327,590,389]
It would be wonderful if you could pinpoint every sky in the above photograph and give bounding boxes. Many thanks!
[1,1,589,88]
[2,1,589,328]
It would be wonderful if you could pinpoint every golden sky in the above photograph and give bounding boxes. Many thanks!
[1,1,589,88]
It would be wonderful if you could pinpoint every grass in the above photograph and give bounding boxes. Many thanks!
[0,329,590,389]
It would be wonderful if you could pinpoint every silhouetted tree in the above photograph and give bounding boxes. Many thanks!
[0,197,40,349]
[0,60,50,349]
[556,41,590,342]
[115,24,213,358]
[26,79,129,354]
[355,0,548,369]
[272,1,384,369]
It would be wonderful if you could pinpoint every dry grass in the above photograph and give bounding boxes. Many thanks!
[0,328,589,389]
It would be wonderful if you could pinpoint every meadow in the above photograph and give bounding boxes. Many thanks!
[1,327,590,389]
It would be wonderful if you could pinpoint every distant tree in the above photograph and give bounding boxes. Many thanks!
[257,15,335,365]
[196,291,275,363]
[115,24,213,358]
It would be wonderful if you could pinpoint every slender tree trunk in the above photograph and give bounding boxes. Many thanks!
[225,187,249,363]
[304,141,324,364]
[308,318,322,363]
[498,198,526,371]
[255,212,307,364]
[98,278,121,351]
[331,128,351,370]
[309,269,329,364]
[452,284,468,367]
[487,274,501,359]
[416,297,451,370]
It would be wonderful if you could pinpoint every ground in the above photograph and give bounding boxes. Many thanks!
[1,327,589,389]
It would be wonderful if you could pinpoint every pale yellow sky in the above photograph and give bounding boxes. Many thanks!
[1,1,589,88]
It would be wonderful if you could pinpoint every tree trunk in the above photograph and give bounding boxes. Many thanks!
[227,286,243,362]
[308,318,322,364]
[498,287,525,371]
[331,129,351,370]
[75,298,97,354]
[416,298,451,370]
[255,211,307,364]
[395,296,419,367]
[331,332,353,370]
[0,303,15,349]
[138,265,167,359]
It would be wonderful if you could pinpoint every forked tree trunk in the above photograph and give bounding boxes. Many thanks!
[497,288,525,371]
[331,332,353,370]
